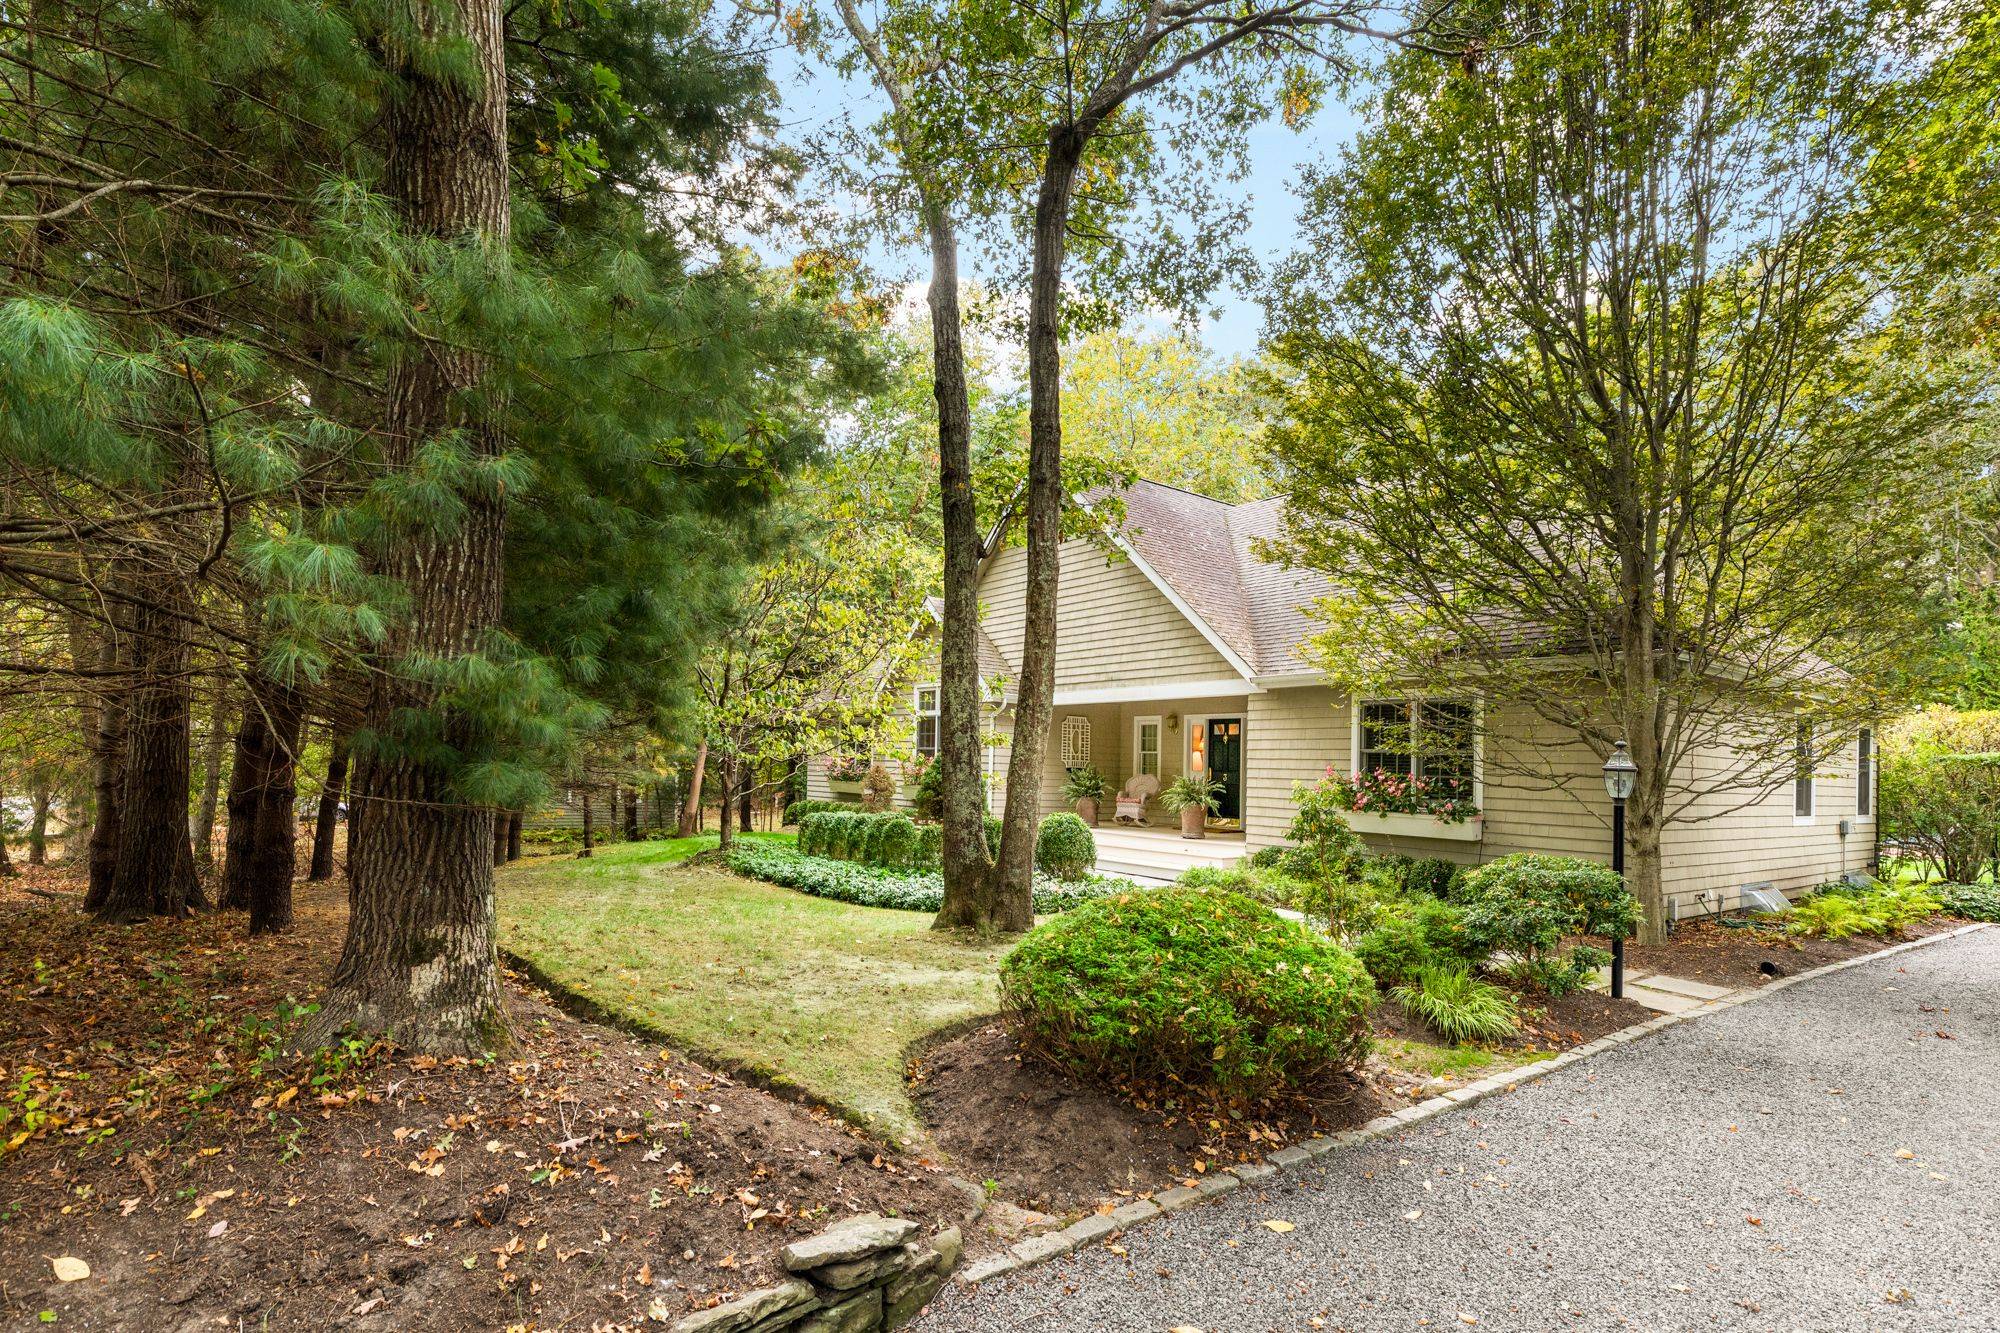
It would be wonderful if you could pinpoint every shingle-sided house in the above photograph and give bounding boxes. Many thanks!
[808,481,1879,915]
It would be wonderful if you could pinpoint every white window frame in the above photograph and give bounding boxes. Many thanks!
[1856,726,1874,820]
[1348,695,1484,809]
[913,684,940,758]
[1132,714,1162,780]
[1793,719,1816,824]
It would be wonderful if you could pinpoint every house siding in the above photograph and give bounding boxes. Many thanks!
[980,540,1242,691]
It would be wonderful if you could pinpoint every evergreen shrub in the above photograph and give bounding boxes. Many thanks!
[1035,813,1097,880]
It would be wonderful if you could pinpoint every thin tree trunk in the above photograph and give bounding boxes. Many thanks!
[716,755,737,851]
[66,612,99,859]
[27,786,51,866]
[95,588,203,921]
[623,786,641,842]
[678,741,707,837]
[610,786,623,841]
[737,773,753,837]
[191,675,231,872]
[493,812,508,867]
[302,0,513,1053]
[506,811,521,861]
[221,678,307,932]
[579,789,594,857]
[308,739,349,881]
[0,785,14,877]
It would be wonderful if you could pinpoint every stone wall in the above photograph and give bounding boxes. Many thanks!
[671,1214,962,1333]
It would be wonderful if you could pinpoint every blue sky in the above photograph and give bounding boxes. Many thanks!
[762,44,1362,361]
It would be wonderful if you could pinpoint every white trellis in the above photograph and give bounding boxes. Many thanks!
[1060,715,1092,767]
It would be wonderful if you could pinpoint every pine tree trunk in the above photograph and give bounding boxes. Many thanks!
[716,756,737,850]
[27,786,51,867]
[492,812,508,867]
[66,612,100,860]
[928,207,1004,930]
[623,787,641,842]
[301,0,513,1054]
[579,789,594,857]
[219,706,265,911]
[84,619,127,913]
[609,786,623,841]
[506,811,521,861]
[220,678,306,931]
[191,676,231,872]
[308,740,349,881]
[94,589,203,921]
[678,742,707,837]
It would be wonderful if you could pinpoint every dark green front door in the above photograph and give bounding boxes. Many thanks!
[1206,717,1243,820]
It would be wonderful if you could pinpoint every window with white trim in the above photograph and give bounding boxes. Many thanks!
[913,686,939,757]
[1794,720,1814,819]
[1134,716,1161,778]
[1357,699,1476,797]
[1856,727,1873,818]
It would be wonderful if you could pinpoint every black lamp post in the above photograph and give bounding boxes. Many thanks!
[1601,740,1638,1000]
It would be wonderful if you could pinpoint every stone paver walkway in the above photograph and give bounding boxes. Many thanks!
[917,928,1999,1332]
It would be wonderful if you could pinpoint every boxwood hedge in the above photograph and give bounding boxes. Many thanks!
[726,844,1137,915]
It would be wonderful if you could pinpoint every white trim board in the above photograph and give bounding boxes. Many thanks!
[1052,679,1256,706]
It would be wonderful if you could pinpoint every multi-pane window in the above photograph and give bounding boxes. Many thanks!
[1135,718,1161,777]
[1794,720,1815,818]
[914,686,939,757]
[1856,727,1873,818]
[1358,699,1475,796]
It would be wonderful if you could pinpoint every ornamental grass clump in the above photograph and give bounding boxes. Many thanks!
[999,888,1375,1099]
[1390,966,1519,1045]
[1034,812,1097,881]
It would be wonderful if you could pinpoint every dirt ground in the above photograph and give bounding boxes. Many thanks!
[909,1020,1390,1218]
[1620,914,1964,989]
[0,869,972,1332]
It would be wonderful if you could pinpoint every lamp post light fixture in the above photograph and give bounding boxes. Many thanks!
[1601,740,1639,999]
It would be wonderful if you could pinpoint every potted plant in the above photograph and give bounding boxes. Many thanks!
[1161,773,1223,839]
[1062,765,1109,825]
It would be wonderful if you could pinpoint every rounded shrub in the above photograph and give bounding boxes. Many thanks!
[1353,896,1486,986]
[873,815,919,869]
[999,888,1376,1098]
[1452,853,1639,962]
[912,822,943,870]
[1034,812,1097,881]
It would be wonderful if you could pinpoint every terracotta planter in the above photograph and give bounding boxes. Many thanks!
[1179,807,1206,839]
[1074,797,1099,825]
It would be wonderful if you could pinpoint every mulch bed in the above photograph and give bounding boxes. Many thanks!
[908,1020,1390,1218]
[1619,915,1967,990]
[1374,985,1654,1053]
[0,871,972,1332]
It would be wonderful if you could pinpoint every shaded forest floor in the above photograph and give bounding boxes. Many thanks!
[0,868,973,1331]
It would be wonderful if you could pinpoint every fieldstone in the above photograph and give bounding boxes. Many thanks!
[882,1270,947,1330]
[807,1245,916,1293]
[792,1287,882,1333]
[931,1226,963,1275]
[780,1214,920,1274]
[670,1280,819,1333]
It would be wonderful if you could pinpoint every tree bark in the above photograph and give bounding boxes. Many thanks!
[66,612,99,859]
[191,675,231,872]
[492,812,508,867]
[308,739,349,881]
[716,755,737,850]
[737,773,753,836]
[94,588,204,921]
[301,0,513,1054]
[609,786,623,840]
[506,810,521,861]
[579,789,594,857]
[678,741,707,836]
[0,786,14,877]
[27,786,51,867]
[220,679,307,932]
[624,786,641,841]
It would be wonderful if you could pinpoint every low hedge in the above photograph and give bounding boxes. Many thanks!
[798,808,1004,871]
[725,844,1136,914]
[784,798,860,826]
[1035,813,1096,880]
[999,887,1375,1099]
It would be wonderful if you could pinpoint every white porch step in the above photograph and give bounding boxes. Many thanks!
[1089,828,1249,884]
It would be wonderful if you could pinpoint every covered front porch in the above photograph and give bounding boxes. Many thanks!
[1089,823,1247,884]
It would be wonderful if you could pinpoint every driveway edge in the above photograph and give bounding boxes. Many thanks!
[955,921,1992,1288]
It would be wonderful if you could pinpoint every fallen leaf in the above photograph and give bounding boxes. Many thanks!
[1262,1220,1295,1233]
[52,1257,90,1283]
[206,1220,228,1238]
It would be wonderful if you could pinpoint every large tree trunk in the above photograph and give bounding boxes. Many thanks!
[301,0,513,1054]
[308,739,349,881]
[83,619,127,912]
[221,679,307,933]
[678,742,707,836]
[27,786,51,867]
[191,676,231,872]
[928,207,1007,930]
[94,589,204,921]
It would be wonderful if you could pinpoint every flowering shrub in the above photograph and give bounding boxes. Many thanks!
[1325,765,1479,822]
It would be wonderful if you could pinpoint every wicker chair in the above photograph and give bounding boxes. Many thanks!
[1114,773,1160,826]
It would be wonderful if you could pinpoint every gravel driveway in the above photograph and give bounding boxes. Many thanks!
[916,928,1998,1332]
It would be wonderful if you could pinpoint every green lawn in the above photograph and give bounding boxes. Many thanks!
[497,833,1009,1142]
